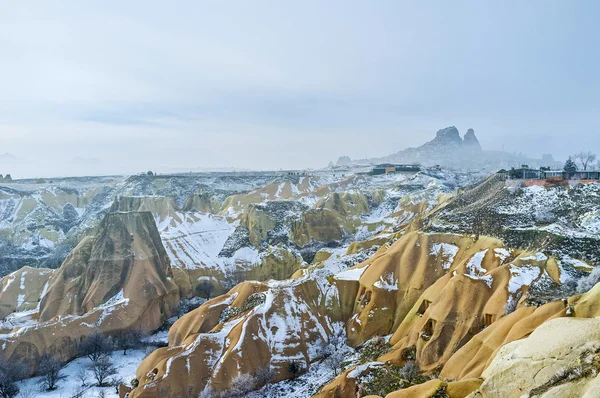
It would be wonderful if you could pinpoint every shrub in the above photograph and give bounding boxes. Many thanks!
[358,336,391,363]
[288,361,301,378]
[219,293,266,323]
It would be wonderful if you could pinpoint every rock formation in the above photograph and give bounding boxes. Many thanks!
[463,128,483,153]
[127,277,336,397]
[351,126,561,171]
[0,211,179,373]
[335,156,353,167]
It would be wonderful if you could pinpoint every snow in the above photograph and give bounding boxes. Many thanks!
[464,250,493,287]
[19,271,27,290]
[559,256,593,271]
[334,266,368,281]
[494,248,512,263]
[430,243,459,270]
[98,290,128,309]
[16,294,25,308]
[507,264,542,294]
[347,362,384,379]
[17,349,147,398]
[1,273,15,293]
[373,273,398,290]
[520,252,548,262]
[159,212,237,271]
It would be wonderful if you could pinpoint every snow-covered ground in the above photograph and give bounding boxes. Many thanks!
[17,349,146,398]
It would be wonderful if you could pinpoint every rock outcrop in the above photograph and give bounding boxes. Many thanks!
[467,317,600,398]
[0,267,53,321]
[353,126,561,171]
[463,128,482,153]
[335,156,352,167]
[0,211,179,373]
[128,277,336,397]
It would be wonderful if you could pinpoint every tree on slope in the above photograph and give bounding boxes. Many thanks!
[39,354,65,391]
[89,355,117,387]
[114,329,145,355]
[195,280,215,300]
[80,331,113,362]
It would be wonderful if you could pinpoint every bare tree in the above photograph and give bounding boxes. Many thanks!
[38,354,65,391]
[89,355,117,387]
[573,152,597,171]
[318,326,350,375]
[114,329,145,355]
[399,361,421,382]
[80,332,113,362]
[76,367,88,387]
[0,358,28,398]
[195,280,215,300]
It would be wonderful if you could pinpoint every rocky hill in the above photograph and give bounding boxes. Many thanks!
[347,126,561,172]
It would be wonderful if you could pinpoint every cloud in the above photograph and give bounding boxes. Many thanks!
[0,1,599,178]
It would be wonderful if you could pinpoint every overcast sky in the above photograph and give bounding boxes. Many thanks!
[1,1,599,177]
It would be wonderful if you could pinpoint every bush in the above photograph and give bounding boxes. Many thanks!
[287,361,301,378]
[219,293,266,323]
[358,336,391,363]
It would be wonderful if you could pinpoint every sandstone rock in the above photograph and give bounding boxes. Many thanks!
[128,278,336,397]
[467,317,600,398]
[0,211,179,373]
[291,209,345,246]
[0,267,53,320]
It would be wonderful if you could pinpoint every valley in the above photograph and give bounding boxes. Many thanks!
[0,159,598,398]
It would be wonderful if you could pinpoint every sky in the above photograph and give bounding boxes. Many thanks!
[0,1,599,178]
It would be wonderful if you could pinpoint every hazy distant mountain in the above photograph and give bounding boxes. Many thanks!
[0,153,18,162]
[349,126,560,171]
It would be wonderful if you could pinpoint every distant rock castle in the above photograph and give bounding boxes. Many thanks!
[0,174,13,183]
[333,126,561,172]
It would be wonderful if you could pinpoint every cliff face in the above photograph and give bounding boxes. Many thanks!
[0,211,179,373]
[40,211,177,322]
[0,266,53,320]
